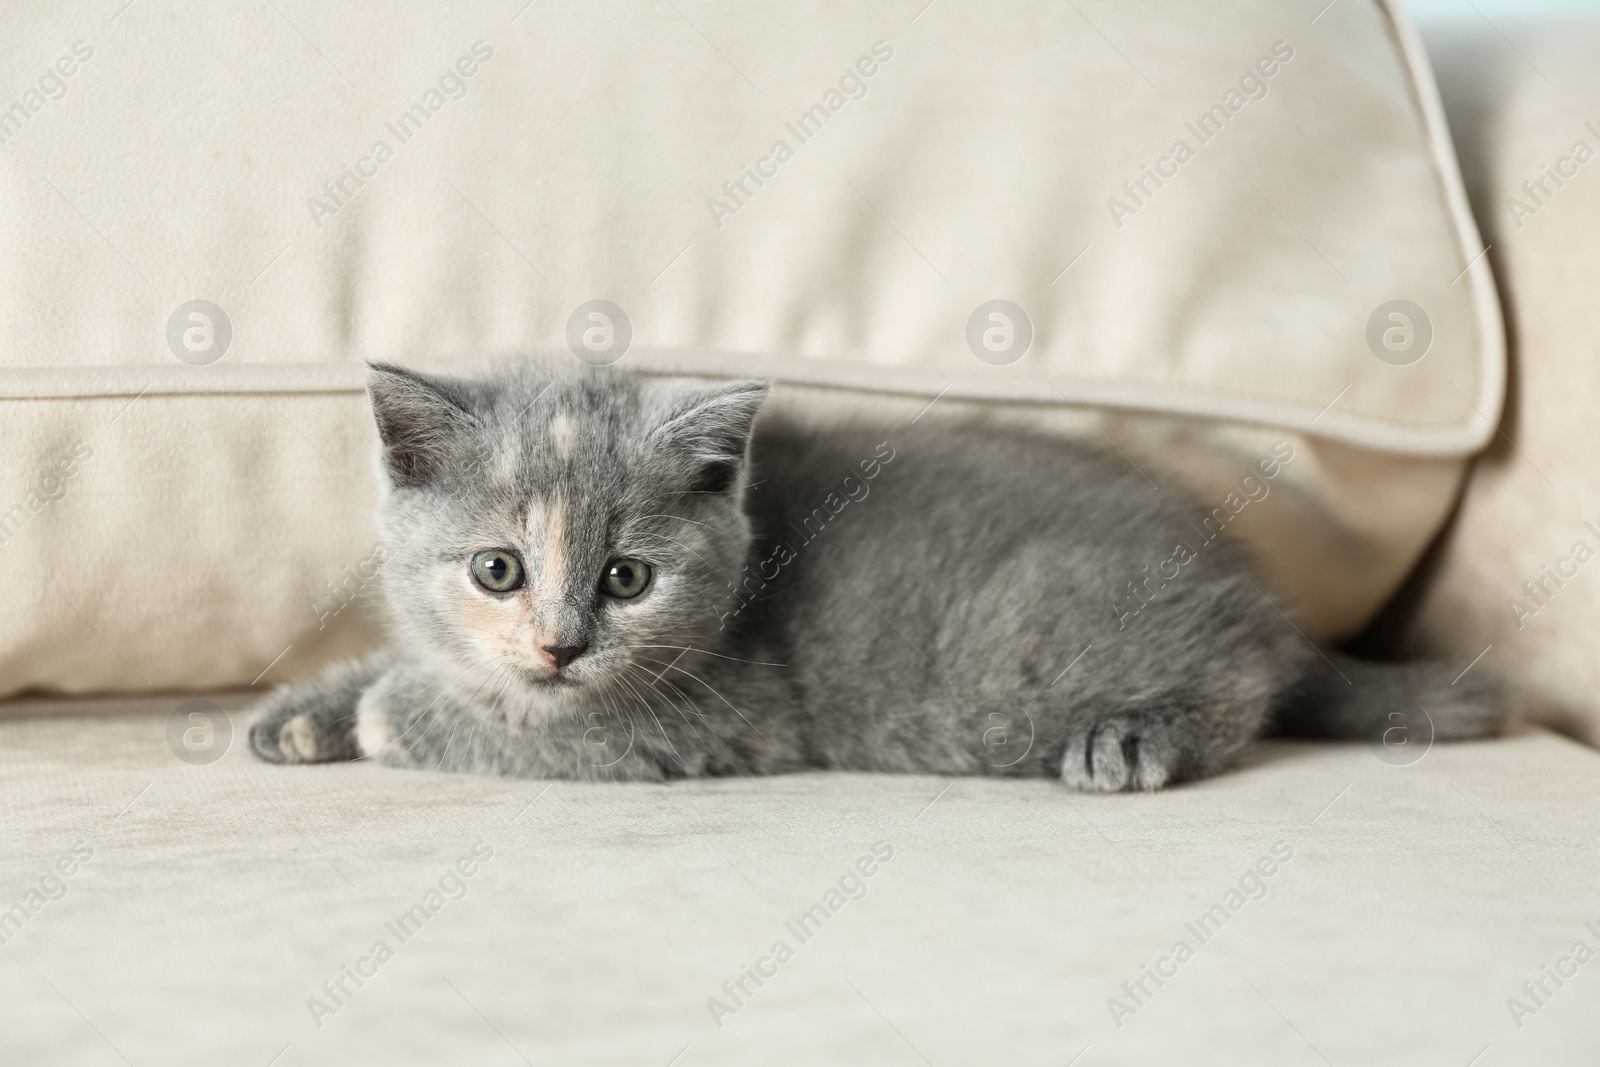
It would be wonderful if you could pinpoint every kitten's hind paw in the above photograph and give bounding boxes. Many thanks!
[1060,715,1182,792]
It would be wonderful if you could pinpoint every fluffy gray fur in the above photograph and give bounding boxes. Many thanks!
[249,361,1504,790]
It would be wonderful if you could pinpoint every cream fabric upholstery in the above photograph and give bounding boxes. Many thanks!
[2,694,1594,1065]
[1387,18,1600,746]
[0,0,1496,693]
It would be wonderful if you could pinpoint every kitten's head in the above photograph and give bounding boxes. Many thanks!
[366,361,766,703]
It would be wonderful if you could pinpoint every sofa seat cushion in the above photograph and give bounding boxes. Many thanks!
[1,694,1592,1065]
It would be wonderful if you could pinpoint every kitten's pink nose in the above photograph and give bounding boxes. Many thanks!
[541,644,587,671]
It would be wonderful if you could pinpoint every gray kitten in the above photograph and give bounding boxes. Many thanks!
[249,361,1504,790]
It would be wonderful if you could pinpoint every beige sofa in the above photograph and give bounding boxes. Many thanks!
[3,3,1596,1064]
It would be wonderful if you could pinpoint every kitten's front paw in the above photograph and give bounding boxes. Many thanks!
[248,684,357,764]
[1060,715,1182,792]
[249,706,318,764]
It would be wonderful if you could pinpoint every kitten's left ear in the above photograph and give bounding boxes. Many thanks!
[650,380,770,494]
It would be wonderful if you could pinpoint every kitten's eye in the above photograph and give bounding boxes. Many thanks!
[471,549,524,593]
[601,558,652,599]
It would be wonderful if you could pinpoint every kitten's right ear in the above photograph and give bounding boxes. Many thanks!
[367,363,479,488]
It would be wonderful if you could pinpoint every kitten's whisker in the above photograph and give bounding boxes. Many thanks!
[615,670,688,770]
[623,663,699,724]
[379,675,455,755]
[486,666,527,729]
[469,662,519,757]
[437,717,465,771]
[436,659,511,769]
[624,663,709,725]
[638,512,729,536]
[638,656,769,741]
[635,644,786,668]
[384,654,514,760]
[627,667,716,761]
[647,534,728,578]
[357,657,459,757]
[627,660,700,711]
[592,683,640,773]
